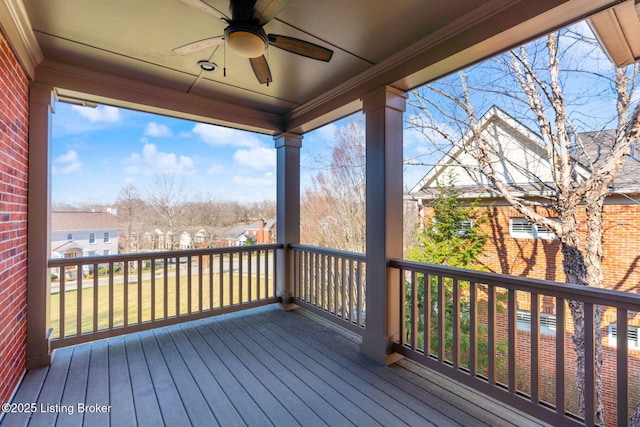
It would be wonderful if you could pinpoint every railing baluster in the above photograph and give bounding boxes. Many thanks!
[333,256,338,315]
[272,248,277,298]
[469,281,477,377]
[437,275,445,362]
[76,265,82,336]
[319,255,324,310]
[617,307,629,427]
[137,259,142,324]
[453,278,460,369]
[248,250,252,302]
[176,258,181,315]
[257,250,261,300]
[229,253,234,305]
[108,263,114,330]
[399,268,405,346]
[349,260,354,323]
[93,263,99,333]
[338,258,344,319]
[425,274,431,357]
[151,259,156,321]
[264,249,269,298]
[219,253,224,307]
[531,292,540,404]
[556,298,565,416]
[198,255,203,311]
[163,257,168,318]
[584,302,595,426]
[411,271,417,351]
[123,261,129,326]
[59,268,66,339]
[187,255,192,314]
[357,261,364,326]
[209,254,214,310]
[488,284,496,385]
[239,251,243,304]
[508,288,516,393]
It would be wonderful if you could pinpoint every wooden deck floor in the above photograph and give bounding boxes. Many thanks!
[2,305,549,427]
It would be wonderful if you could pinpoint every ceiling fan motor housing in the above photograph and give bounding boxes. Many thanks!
[225,23,268,58]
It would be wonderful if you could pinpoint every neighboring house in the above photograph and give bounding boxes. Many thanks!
[179,228,213,249]
[409,107,640,332]
[51,211,120,259]
[215,219,277,247]
[409,106,640,292]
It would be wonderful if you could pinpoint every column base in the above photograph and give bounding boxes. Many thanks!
[360,331,404,366]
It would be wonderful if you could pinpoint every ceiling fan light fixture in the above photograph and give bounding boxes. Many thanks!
[225,25,268,58]
[197,60,217,71]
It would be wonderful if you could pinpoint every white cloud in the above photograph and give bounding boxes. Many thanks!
[52,150,83,175]
[192,123,261,148]
[233,147,276,169]
[125,143,195,176]
[207,162,227,175]
[144,122,173,138]
[71,105,121,123]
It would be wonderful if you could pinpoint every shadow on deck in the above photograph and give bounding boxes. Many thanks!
[2,305,549,426]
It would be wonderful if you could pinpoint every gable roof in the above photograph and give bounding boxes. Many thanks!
[51,212,119,231]
[409,107,640,200]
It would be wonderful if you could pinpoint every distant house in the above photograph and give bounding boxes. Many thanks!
[51,211,119,259]
[409,107,640,296]
[215,219,277,247]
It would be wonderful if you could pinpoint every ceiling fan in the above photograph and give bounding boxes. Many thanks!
[174,0,333,84]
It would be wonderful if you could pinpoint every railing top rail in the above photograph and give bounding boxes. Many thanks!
[48,243,284,268]
[390,258,640,310]
[288,243,366,262]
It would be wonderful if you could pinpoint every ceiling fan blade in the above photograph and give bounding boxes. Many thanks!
[252,0,289,25]
[249,55,272,84]
[178,0,229,21]
[173,36,224,55]
[268,34,333,62]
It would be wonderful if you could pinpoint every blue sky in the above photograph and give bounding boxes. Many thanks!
[51,102,429,205]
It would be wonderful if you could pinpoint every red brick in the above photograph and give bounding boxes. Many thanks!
[0,28,29,405]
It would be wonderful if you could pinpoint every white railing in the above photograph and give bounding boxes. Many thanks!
[48,244,281,348]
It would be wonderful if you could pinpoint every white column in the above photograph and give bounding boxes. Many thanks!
[275,133,302,309]
[360,86,407,365]
[26,82,54,368]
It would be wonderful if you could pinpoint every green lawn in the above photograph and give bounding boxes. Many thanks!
[50,271,274,339]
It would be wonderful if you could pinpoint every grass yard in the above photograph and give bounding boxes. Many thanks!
[50,271,274,339]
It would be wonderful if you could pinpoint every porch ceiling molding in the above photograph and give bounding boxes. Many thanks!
[285,0,622,134]
[0,0,42,78]
[589,0,640,67]
[37,61,284,135]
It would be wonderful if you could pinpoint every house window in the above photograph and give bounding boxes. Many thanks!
[104,232,110,243]
[516,310,556,336]
[103,249,110,256]
[89,233,96,244]
[510,218,556,239]
[67,233,72,240]
[608,324,640,349]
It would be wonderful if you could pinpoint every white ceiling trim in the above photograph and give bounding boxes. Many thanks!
[0,0,42,78]
[37,60,284,134]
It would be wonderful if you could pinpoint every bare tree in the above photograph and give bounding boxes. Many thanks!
[115,184,144,253]
[409,26,640,424]
[147,173,188,249]
[302,119,366,252]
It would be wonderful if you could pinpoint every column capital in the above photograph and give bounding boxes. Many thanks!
[361,86,407,114]
[29,82,54,107]
[274,132,303,149]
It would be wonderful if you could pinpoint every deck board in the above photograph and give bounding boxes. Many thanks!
[2,305,550,427]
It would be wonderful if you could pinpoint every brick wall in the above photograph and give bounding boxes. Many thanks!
[471,203,640,294]
[0,29,29,405]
